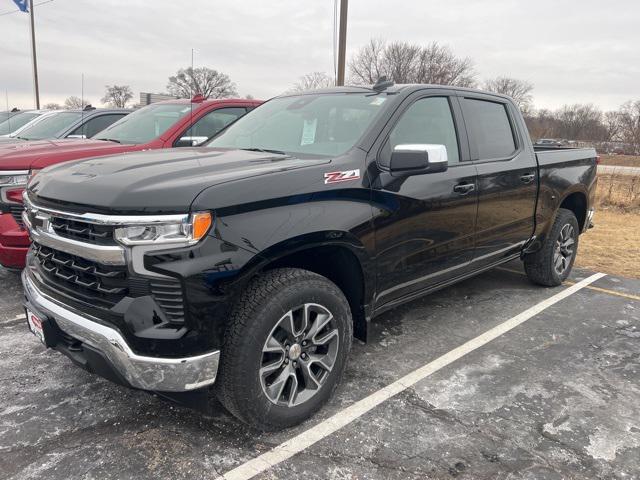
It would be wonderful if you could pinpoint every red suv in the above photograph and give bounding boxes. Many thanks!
[0,97,261,269]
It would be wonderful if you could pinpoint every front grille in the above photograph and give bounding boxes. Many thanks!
[50,217,115,245]
[31,241,186,324]
[10,205,24,229]
[32,242,128,308]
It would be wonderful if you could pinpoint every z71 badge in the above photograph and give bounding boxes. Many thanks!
[324,169,361,184]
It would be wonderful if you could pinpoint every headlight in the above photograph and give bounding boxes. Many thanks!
[0,173,29,187]
[0,171,29,205]
[114,211,213,246]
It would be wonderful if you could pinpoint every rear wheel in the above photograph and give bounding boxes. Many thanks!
[216,268,352,430]
[524,208,579,286]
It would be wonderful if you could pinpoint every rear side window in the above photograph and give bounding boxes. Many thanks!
[461,98,516,160]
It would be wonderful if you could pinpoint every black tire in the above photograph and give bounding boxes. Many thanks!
[524,208,580,286]
[215,268,353,430]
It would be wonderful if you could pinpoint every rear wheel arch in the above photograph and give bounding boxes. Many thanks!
[558,191,588,231]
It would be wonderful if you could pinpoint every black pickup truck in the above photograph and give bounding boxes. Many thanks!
[21,83,597,430]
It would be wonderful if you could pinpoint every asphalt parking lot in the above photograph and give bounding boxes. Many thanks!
[1,261,639,480]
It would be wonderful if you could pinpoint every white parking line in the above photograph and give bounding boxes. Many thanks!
[217,272,606,480]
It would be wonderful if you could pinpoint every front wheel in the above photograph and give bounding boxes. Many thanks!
[216,268,353,430]
[524,208,580,286]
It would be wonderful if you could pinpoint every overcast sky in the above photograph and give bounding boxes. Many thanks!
[1,0,638,111]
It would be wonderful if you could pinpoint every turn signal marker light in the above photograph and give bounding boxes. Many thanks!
[192,212,212,241]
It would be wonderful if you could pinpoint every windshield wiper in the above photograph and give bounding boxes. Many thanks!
[241,147,287,155]
[96,138,121,144]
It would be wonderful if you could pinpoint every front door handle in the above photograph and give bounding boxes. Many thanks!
[453,183,476,195]
[520,173,535,184]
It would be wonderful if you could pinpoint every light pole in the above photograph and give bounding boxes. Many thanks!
[336,0,348,86]
[28,0,40,108]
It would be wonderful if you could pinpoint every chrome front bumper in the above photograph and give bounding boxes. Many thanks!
[22,271,220,392]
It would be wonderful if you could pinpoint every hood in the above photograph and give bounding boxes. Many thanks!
[0,138,126,170]
[28,148,331,214]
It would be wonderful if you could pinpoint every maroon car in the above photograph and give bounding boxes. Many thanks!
[0,97,261,268]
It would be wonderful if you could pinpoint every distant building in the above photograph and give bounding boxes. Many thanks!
[139,92,178,106]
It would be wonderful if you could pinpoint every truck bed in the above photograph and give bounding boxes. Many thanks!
[535,146,598,168]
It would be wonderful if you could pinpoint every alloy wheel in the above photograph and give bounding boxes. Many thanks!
[259,303,339,407]
[554,223,575,275]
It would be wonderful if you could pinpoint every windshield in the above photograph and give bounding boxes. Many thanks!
[0,111,41,135]
[206,93,389,156]
[17,111,83,140]
[93,103,195,144]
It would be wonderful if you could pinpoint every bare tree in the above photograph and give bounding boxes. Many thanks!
[101,85,133,108]
[43,102,62,110]
[555,104,607,141]
[524,108,559,141]
[415,42,476,87]
[349,39,476,87]
[349,38,386,85]
[602,110,622,143]
[64,96,92,109]
[483,76,534,112]
[167,67,237,99]
[618,100,640,153]
[289,72,334,93]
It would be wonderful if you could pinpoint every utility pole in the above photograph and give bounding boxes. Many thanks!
[29,0,40,109]
[336,0,348,86]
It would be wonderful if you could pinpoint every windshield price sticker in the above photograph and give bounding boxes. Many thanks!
[300,118,318,146]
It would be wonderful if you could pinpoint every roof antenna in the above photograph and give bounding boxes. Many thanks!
[81,73,85,134]
[189,48,195,140]
[372,76,394,92]
[5,90,10,130]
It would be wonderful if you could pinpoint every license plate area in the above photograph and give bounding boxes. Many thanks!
[25,308,55,347]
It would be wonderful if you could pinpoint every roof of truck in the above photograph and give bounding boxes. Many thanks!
[280,84,513,102]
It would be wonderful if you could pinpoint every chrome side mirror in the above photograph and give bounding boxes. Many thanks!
[389,144,448,176]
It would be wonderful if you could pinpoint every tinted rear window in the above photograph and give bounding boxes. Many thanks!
[462,99,516,159]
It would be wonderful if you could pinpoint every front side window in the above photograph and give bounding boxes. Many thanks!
[17,112,83,140]
[177,107,247,146]
[0,111,40,135]
[207,93,390,157]
[461,98,516,159]
[94,103,197,144]
[379,97,460,167]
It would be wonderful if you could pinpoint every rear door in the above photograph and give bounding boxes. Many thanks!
[372,92,478,308]
[458,94,537,267]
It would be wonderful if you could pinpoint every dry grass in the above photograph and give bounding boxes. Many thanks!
[575,172,640,278]
[576,208,640,279]
[599,154,640,168]
[595,173,640,211]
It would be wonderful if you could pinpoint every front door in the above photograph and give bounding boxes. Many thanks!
[372,95,478,308]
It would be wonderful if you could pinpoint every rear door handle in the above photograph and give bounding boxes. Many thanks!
[453,183,476,195]
[520,173,535,184]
